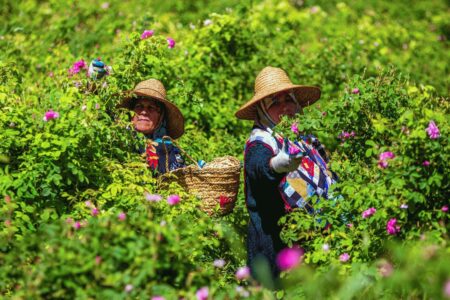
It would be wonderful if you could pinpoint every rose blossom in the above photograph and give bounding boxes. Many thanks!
[196,287,208,300]
[141,30,154,40]
[426,121,440,139]
[73,221,82,230]
[118,212,126,221]
[379,151,395,161]
[219,195,232,208]
[422,160,430,166]
[167,38,176,49]
[124,284,133,292]
[235,266,250,280]
[442,205,448,213]
[291,122,299,135]
[443,280,450,297]
[276,246,304,271]
[43,110,59,121]
[378,260,393,277]
[69,59,87,75]
[378,151,395,169]
[352,88,360,94]
[362,207,377,218]
[213,259,226,268]
[167,194,180,205]
[386,218,400,235]
[339,253,350,262]
[91,207,99,216]
[145,192,162,202]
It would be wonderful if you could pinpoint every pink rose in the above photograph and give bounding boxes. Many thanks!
[386,218,400,235]
[291,122,299,135]
[362,207,377,218]
[141,30,154,40]
[352,88,360,94]
[213,259,226,268]
[442,205,448,213]
[426,121,440,139]
[118,212,126,221]
[378,260,393,277]
[444,280,450,297]
[276,246,304,271]
[69,59,87,75]
[379,151,395,161]
[124,284,133,292]
[73,221,82,230]
[43,109,59,121]
[422,160,430,167]
[91,207,99,216]
[196,287,209,300]
[145,192,162,202]
[339,253,350,262]
[167,38,176,49]
[235,266,250,280]
[378,151,395,169]
[167,194,180,205]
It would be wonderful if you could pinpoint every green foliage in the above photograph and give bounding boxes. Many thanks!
[1,0,449,298]
[278,70,449,269]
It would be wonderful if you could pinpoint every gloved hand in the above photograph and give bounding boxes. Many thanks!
[270,138,305,173]
[88,58,107,80]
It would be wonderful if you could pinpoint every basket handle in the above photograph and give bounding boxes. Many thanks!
[162,135,201,170]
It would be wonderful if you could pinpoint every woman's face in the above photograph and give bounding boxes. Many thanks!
[267,90,300,124]
[131,98,162,135]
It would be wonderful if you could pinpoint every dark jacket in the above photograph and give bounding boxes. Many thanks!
[244,139,286,282]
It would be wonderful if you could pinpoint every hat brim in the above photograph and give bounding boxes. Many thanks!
[118,89,185,139]
[235,84,321,120]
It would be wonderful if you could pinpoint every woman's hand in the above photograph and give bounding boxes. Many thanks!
[270,138,304,173]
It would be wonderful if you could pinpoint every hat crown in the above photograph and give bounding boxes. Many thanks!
[254,67,294,96]
[135,79,166,98]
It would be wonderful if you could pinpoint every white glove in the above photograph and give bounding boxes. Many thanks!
[270,138,304,173]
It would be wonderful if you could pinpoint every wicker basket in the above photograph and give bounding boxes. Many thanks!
[161,137,241,215]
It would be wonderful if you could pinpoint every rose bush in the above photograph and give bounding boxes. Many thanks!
[1,0,449,298]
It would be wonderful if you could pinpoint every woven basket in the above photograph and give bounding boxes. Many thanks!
[161,137,241,215]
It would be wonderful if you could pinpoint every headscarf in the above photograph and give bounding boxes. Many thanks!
[254,97,278,129]
[254,91,301,130]
[145,112,168,140]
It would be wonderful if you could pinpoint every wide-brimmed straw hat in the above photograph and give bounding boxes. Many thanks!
[235,66,321,120]
[118,79,184,139]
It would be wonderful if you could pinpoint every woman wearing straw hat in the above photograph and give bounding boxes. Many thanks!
[236,66,335,286]
[118,78,186,174]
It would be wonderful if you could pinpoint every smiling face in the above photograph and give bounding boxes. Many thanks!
[131,98,163,135]
[267,90,300,124]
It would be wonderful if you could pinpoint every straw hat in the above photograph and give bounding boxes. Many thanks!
[235,66,321,120]
[118,79,184,139]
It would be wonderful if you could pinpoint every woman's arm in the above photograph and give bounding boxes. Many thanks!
[245,141,285,184]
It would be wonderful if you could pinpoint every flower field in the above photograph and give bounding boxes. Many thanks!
[1,0,449,299]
